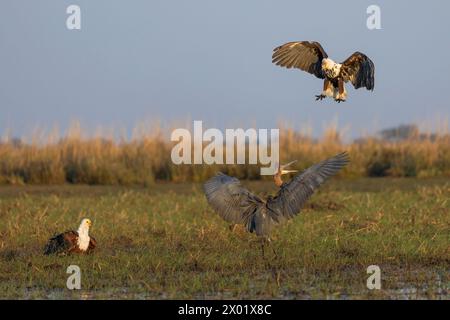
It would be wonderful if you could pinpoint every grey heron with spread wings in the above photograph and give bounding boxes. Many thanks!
[272,41,375,103]
[203,152,349,247]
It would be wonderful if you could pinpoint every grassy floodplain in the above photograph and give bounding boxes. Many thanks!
[0,178,448,299]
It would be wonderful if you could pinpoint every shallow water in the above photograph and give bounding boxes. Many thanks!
[19,280,448,300]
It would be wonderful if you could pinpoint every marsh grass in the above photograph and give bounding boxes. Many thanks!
[1,123,449,185]
[0,179,448,299]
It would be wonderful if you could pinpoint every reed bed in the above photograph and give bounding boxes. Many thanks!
[0,123,449,185]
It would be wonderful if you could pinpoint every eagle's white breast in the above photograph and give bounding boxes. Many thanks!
[322,58,342,79]
[77,222,91,251]
[77,234,90,251]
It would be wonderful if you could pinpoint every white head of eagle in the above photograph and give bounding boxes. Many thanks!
[272,41,375,103]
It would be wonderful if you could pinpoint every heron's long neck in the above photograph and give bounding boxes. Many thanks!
[274,174,283,187]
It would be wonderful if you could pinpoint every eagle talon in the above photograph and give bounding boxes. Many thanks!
[335,98,346,103]
[315,94,326,101]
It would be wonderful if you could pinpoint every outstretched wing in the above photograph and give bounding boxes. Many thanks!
[340,52,375,90]
[272,41,328,79]
[203,173,263,226]
[266,152,350,221]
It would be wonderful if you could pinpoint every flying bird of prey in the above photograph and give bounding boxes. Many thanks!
[203,152,349,244]
[272,41,375,102]
[44,218,96,255]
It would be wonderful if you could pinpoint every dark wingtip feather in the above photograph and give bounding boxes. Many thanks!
[333,151,351,167]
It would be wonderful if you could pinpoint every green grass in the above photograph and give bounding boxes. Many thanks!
[0,178,448,299]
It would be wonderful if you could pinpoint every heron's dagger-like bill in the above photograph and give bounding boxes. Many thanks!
[280,160,298,175]
[281,169,298,174]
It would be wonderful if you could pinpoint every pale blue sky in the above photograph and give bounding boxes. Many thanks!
[1,0,449,138]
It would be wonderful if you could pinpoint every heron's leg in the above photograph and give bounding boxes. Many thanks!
[260,238,266,260]
[260,237,274,269]
[268,239,278,260]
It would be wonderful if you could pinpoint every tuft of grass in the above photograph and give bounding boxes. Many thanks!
[0,178,448,299]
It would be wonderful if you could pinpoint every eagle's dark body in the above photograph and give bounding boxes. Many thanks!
[272,41,375,102]
[44,230,96,255]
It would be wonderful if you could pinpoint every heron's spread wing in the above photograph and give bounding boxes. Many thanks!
[266,152,350,221]
[340,52,375,90]
[272,41,328,79]
[204,173,263,225]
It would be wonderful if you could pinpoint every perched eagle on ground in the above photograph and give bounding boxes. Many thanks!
[272,41,375,102]
[44,218,96,255]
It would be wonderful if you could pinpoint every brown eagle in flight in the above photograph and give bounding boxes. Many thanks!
[272,41,375,102]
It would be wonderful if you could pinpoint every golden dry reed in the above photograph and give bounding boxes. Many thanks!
[0,121,449,185]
